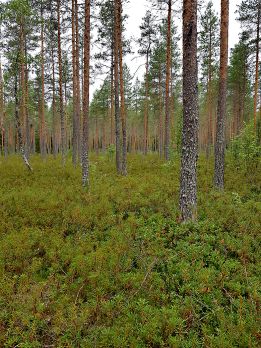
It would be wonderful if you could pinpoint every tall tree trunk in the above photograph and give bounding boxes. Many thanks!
[164,0,172,161]
[180,0,199,222]
[253,4,260,131]
[15,62,32,171]
[118,0,127,175]
[24,39,30,158]
[114,0,122,174]
[20,22,26,152]
[57,0,66,164]
[214,0,229,189]
[51,40,58,157]
[110,53,115,145]
[159,67,163,157]
[0,60,4,156]
[72,0,78,165]
[206,25,213,158]
[144,51,149,155]
[40,4,46,158]
[82,0,90,187]
[75,0,81,161]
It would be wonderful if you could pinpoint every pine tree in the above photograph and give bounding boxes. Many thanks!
[138,10,156,155]
[2,0,34,170]
[228,35,251,136]
[0,60,4,156]
[199,0,219,155]
[214,0,229,189]
[164,0,172,161]
[82,0,90,187]
[180,0,199,222]
[57,0,66,165]
[40,0,46,157]
[238,0,261,131]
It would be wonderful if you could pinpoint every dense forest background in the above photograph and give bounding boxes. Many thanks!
[0,0,260,346]
[0,0,260,162]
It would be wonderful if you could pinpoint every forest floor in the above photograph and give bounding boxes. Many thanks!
[0,154,260,347]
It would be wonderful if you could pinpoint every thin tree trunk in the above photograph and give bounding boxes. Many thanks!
[72,0,78,165]
[40,3,46,158]
[75,0,81,161]
[144,51,149,155]
[0,60,3,156]
[57,0,66,165]
[24,40,30,159]
[159,67,163,157]
[118,0,127,175]
[82,0,90,187]
[253,4,260,131]
[114,0,122,174]
[180,0,199,222]
[206,24,213,158]
[164,0,172,161]
[15,66,32,171]
[51,40,58,157]
[214,0,229,189]
[110,49,115,145]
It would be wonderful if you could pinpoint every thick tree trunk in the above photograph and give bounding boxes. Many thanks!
[214,0,229,189]
[114,0,122,174]
[57,0,66,165]
[164,0,172,161]
[253,5,260,131]
[180,0,199,222]
[82,0,90,187]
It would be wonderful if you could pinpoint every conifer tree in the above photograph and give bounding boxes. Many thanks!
[138,10,156,155]
[238,0,261,131]
[199,0,219,155]
[57,0,66,165]
[214,0,229,189]
[228,35,251,135]
[180,0,199,222]
[82,0,90,187]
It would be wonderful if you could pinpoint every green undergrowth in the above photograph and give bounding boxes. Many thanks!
[0,154,260,347]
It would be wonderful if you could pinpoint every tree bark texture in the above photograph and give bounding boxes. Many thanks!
[180,0,199,222]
